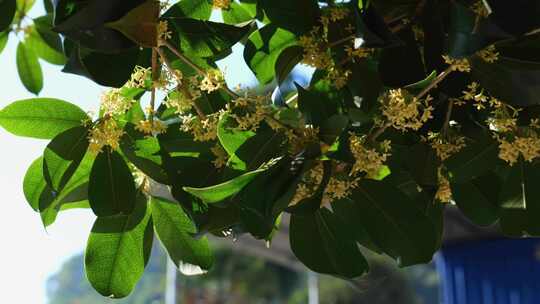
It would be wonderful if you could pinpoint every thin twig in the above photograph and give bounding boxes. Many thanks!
[441,99,454,136]
[154,47,208,120]
[162,40,240,99]
[416,66,454,100]
[150,48,158,123]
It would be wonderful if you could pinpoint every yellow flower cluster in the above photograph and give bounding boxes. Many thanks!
[135,119,168,135]
[88,119,124,154]
[498,135,540,166]
[471,1,490,18]
[443,55,471,73]
[157,20,172,46]
[345,45,373,60]
[286,126,319,155]
[126,66,151,89]
[424,132,466,161]
[212,0,231,9]
[165,90,193,114]
[298,30,333,70]
[227,94,271,132]
[349,134,391,179]
[100,89,135,117]
[210,143,228,168]
[380,89,434,131]
[320,7,350,28]
[290,161,360,206]
[477,45,499,63]
[180,114,219,142]
[200,69,225,93]
[435,171,452,203]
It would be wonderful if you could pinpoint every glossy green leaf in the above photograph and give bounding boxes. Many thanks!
[350,180,438,266]
[88,148,137,217]
[106,0,159,47]
[16,42,43,95]
[0,31,8,54]
[445,135,499,184]
[183,168,267,203]
[26,16,66,65]
[16,0,35,13]
[290,208,368,278]
[40,154,94,227]
[244,25,297,84]
[451,172,501,226]
[275,45,303,85]
[168,18,253,58]
[43,126,89,192]
[0,0,16,32]
[163,0,212,20]
[217,113,255,170]
[150,196,213,273]
[258,0,319,35]
[0,98,88,139]
[23,157,49,211]
[499,160,540,236]
[85,196,153,298]
[222,1,256,25]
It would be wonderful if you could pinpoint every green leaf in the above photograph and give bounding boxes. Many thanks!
[16,0,35,13]
[404,70,437,90]
[499,160,540,236]
[0,98,88,139]
[320,114,349,145]
[40,153,94,227]
[0,31,8,54]
[85,196,153,298]
[162,0,212,20]
[150,196,213,273]
[23,157,49,211]
[222,1,256,25]
[0,0,16,32]
[168,18,253,58]
[244,25,297,84]
[183,168,267,203]
[236,124,287,170]
[275,45,303,85]
[106,0,159,47]
[16,42,43,95]
[217,113,255,170]
[26,16,66,65]
[121,123,169,184]
[445,135,500,184]
[290,208,368,278]
[258,0,319,35]
[451,172,501,227]
[350,179,438,266]
[43,126,89,192]
[296,83,338,127]
[88,148,137,217]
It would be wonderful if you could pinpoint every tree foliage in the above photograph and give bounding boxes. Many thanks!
[1,0,540,298]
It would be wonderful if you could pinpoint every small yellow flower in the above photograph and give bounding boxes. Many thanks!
[180,114,219,142]
[435,172,452,203]
[424,132,466,161]
[157,20,172,45]
[88,119,124,154]
[443,55,471,73]
[100,89,135,116]
[211,143,228,168]
[477,45,499,63]
[199,69,225,93]
[379,89,433,131]
[135,119,168,135]
[212,0,231,9]
[227,94,271,132]
[349,134,391,179]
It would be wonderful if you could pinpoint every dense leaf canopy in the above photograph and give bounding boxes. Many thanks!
[1,0,540,298]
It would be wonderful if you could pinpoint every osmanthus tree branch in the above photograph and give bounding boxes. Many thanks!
[154,46,207,120]
[159,40,302,135]
[150,48,158,123]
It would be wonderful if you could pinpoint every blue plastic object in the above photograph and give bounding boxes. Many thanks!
[435,238,540,304]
